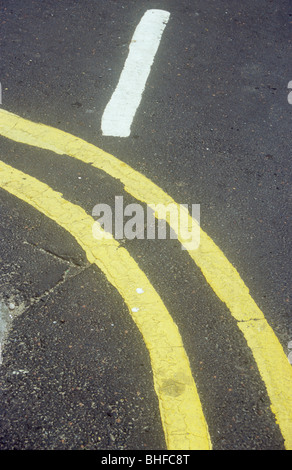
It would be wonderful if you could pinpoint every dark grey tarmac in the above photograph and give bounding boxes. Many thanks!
[0,0,291,452]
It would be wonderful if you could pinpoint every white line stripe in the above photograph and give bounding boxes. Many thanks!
[101,9,170,137]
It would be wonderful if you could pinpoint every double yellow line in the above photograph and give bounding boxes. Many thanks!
[0,109,291,450]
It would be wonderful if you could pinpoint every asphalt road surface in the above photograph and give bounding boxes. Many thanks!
[0,0,291,453]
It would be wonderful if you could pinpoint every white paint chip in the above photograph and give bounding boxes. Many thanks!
[101,9,170,137]
[136,288,144,294]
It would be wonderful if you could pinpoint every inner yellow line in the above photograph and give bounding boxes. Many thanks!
[0,159,211,451]
[0,108,291,449]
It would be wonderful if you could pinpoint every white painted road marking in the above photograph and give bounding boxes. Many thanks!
[101,9,170,137]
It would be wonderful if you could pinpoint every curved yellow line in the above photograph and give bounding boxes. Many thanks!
[0,160,211,451]
[0,108,291,449]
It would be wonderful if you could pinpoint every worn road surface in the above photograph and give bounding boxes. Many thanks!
[0,0,291,454]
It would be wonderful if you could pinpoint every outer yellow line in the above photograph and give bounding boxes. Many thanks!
[0,159,212,451]
[0,109,291,449]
